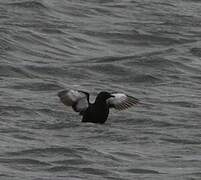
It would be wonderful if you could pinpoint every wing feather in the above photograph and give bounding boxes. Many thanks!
[57,89,89,114]
[107,93,139,110]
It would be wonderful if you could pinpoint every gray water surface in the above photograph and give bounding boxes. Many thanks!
[0,0,201,179]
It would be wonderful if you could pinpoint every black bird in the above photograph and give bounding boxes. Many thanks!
[57,90,139,124]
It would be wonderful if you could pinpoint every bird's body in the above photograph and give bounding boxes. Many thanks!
[82,103,109,124]
[82,93,110,123]
[58,90,139,124]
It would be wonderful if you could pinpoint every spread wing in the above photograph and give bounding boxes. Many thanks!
[57,89,89,114]
[107,93,139,110]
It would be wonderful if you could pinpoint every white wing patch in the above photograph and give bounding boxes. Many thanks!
[107,93,139,110]
[74,97,89,112]
[67,90,86,104]
[58,89,89,113]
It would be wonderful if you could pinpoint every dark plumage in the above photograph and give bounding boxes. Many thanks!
[58,90,139,124]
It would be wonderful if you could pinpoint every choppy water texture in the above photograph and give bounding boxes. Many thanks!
[0,0,201,179]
